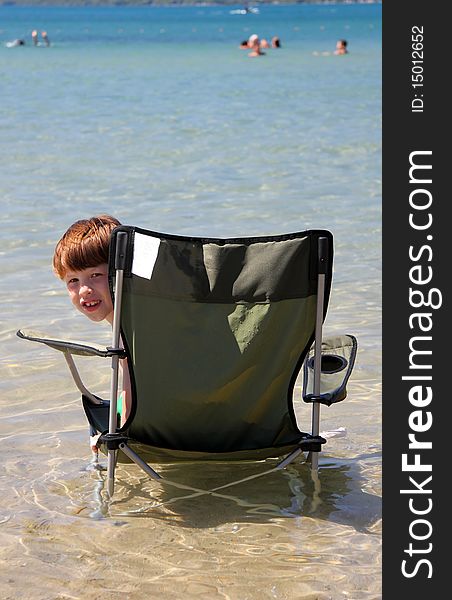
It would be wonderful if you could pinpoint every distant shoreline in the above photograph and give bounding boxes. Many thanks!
[1,1,382,7]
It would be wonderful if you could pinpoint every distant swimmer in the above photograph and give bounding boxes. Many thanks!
[5,39,25,48]
[334,39,348,55]
[239,39,249,49]
[271,36,281,48]
[29,29,51,47]
[313,39,349,57]
[260,38,270,49]
[248,34,265,57]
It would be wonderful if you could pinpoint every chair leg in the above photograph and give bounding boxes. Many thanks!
[309,237,328,475]
[275,447,303,470]
[309,450,319,472]
[119,443,162,481]
[105,234,129,499]
[107,449,118,498]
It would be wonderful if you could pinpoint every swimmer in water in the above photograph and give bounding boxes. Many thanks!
[334,39,348,55]
[6,39,26,48]
[248,34,265,58]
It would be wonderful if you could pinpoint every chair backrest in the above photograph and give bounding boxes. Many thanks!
[109,227,333,454]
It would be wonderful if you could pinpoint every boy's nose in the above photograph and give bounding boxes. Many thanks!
[79,283,92,295]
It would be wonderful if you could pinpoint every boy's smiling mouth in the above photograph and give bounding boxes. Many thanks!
[83,300,100,309]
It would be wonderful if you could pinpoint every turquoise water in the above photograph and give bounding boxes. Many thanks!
[1,4,381,599]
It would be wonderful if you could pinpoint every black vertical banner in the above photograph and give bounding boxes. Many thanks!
[383,1,448,597]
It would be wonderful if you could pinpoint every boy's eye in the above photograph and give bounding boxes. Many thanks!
[67,278,78,285]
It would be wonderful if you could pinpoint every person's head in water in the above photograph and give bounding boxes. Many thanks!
[335,39,348,55]
[248,34,265,57]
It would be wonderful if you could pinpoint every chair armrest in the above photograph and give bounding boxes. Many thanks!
[17,329,126,358]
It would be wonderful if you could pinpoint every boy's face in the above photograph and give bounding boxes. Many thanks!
[63,264,114,325]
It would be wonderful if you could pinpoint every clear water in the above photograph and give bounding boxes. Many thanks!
[1,4,381,599]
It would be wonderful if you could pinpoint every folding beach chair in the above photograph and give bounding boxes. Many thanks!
[18,227,357,498]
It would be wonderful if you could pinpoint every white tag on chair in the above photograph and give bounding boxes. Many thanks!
[132,232,160,279]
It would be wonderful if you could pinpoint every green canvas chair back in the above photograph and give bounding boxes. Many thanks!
[110,227,333,459]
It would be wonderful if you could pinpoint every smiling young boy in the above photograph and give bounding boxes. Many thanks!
[53,215,118,325]
[53,215,131,445]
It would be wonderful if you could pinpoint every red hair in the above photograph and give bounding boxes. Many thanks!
[53,215,121,279]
